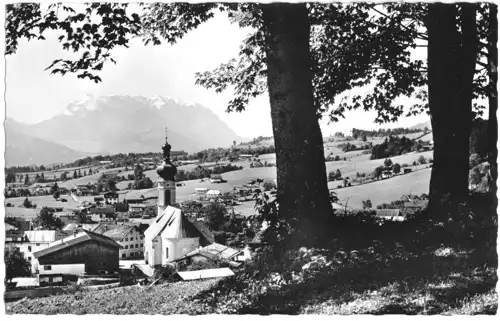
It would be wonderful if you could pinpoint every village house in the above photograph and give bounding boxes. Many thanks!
[104,191,119,204]
[381,170,393,179]
[173,243,244,269]
[101,171,120,180]
[5,230,70,273]
[209,174,223,184]
[33,229,121,276]
[75,184,95,196]
[93,223,144,259]
[140,157,157,169]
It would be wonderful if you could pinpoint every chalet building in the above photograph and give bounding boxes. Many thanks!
[381,170,393,179]
[209,174,223,184]
[128,204,155,217]
[93,223,144,259]
[75,184,95,196]
[144,206,211,267]
[33,230,121,275]
[5,230,70,273]
[141,158,156,169]
[104,191,119,204]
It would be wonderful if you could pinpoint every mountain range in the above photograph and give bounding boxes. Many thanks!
[5,95,243,166]
[409,120,432,131]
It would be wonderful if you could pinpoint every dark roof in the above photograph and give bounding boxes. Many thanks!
[33,229,121,258]
[175,243,242,262]
[93,223,141,240]
[403,201,428,208]
[189,220,215,246]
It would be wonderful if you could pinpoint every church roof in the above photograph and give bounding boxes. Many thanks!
[144,206,210,244]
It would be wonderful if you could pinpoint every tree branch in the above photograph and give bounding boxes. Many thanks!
[369,5,429,41]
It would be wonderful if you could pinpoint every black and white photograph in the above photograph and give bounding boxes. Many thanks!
[1,0,498,315]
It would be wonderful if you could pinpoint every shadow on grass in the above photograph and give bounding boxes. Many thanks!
[193,201,498,315]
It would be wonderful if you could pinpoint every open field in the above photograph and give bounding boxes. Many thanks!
[6,150,434,218]
[334,168,431,208]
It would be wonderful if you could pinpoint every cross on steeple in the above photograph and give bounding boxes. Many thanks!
[164,127,168,141]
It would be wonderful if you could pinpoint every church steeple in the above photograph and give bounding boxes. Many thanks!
[156,127,177,215]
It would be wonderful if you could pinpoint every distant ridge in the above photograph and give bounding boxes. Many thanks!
[5,95,244,165]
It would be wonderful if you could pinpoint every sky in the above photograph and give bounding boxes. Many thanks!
[5,6,431,140]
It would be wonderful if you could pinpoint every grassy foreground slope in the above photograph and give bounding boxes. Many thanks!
[6,279,219,315]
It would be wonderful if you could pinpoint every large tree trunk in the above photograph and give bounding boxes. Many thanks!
[261,3,333,245]
[426,4,477,213]
[487,4,498,201]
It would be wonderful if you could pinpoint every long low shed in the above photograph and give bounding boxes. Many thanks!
[176,268,235,281]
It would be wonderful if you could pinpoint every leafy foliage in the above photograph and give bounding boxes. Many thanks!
[5,247,32,283]
[32,207,64,230]
[371,136,417,159]
[6,3,141,83]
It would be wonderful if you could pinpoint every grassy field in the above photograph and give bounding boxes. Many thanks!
[6,151,433,218]
[333,168,431,208]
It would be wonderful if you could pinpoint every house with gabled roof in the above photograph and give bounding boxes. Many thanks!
[33,229,121,275]
[5,230,71,273]
[144,206,211,267]
[92,223,144,259]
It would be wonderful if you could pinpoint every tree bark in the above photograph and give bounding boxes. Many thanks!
[261,3,333,244]
[426,4,477,213]
[487,4,498,201]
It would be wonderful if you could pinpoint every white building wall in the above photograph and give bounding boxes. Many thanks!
[162,237,199,263]
[118,229,144,259]
[11,242,51,273]
[39,264,85,275]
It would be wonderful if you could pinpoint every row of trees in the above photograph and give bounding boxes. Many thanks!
[6,2,497,243]
[352,127,424,140]
[175,164,243,182]
[370,136,419,160]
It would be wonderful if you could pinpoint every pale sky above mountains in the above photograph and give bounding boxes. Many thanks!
[6,8,430,139]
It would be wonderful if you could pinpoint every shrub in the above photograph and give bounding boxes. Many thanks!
[418,156,427,165]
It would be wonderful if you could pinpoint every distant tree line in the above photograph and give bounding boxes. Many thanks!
[370,136,420,160]
[352,127,424,140]
[175,164,243,182]
[336,142,372,153]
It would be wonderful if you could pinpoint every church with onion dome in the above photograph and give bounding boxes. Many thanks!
[143,129,211,267]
